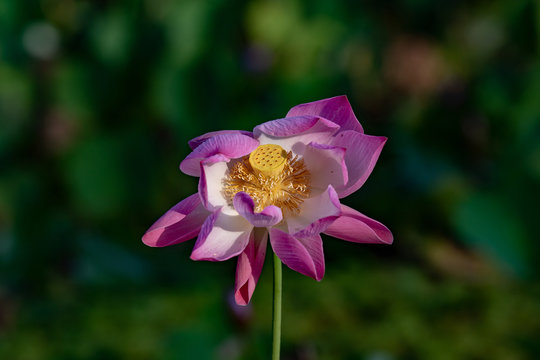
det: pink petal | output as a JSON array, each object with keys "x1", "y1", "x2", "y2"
[
  {"x1": 330, "y1": 131, "x2": 387, "y2": 198},
  {"x1": 269, "y1": 228, "x2": 325, "y2": 281},
  {"x1": 188, "y1": 130, "x2": 254, "y2": 150},
  {"x1": 190, "y1": 208, "x2": 253, "y2": 261},
  {"x1": 233, "y1": 192, "x2": 283, "y2": 227},
  {"x1": 323, "y1": 204, "x2": 393, "y2": 244},
  {"x1": 302, "y1": 142, "x2": 348, "y2": 192},
  {"x1": 142, "y1": 194, "x2": 210, "y2": 247},
  {"x1": 286, "y1": 95, "x2": 363, "y2": 134},
  {"x1": 199, "y1": 154, "x2": 230, "y2": 211},
  {"x1": 253, "y1": 115, "x2": 340, "y2": 152},
  {"x1": 287, "y1": 185, "x2": 341, "y2": 237},
  {"x1": 180, "y1": 133, "x2": 259, "y2": 177},
  {"x1": 234, "y1": 228, "x2": 268, "y2": 305}
]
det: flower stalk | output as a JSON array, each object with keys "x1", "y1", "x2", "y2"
[{"x1": 272, "y1": 252, "x2": 282, "y2": 360}]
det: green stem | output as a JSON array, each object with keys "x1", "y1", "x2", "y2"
[{"x1": 272, "y1": 252, "x2": 282, "y2": 360}]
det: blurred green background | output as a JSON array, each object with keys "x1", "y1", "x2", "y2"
[{"x1": 1, "y1": 0, "x2": 540, "y2": 359}]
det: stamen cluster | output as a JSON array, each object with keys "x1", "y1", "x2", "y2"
[{"x1": 223, "y1": 150, "x2": 311, "y2": 214}]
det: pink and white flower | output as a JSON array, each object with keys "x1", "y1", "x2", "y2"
[{"x1": 142, "y1": 96, "x2": 393, "y2": 305}]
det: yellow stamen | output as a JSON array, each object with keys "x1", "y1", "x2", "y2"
[{"x1": 223, "y1": 145, "x2": 311, "y2": 214}]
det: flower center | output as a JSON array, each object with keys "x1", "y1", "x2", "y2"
[
  {"x1": 248, "y1": 144, "x2": 287, "y2": 176},
  {"x1": 223, "y1": 144, "x2": 311, "y2": 214}
]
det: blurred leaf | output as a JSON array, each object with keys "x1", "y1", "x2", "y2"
[
  {"x1": 476, "y1": 75, "x2": 511, "y2": 117},
  {"x1": 247, "y1": 0, "x2": 343, "y2": 76},
  {"x1": 0, "y1": 65, "x2": 32, "y2": 156},
  {"x1": 63, "y1": 136, "x2": 128, "y2": 218},
  {"x1": 526, "y1": 142, "x2": 540, "y2": 180},
  {"x1": 90, "y1": 8, "x2": 133, "y2": 66},
  {"x1": 52, "y1": 61, "x2": 94, "y2": 124},
  {"x1": 76, "y1": 233, "x2": 151, "y2": 285},
  {"x1": 453, "y1": 193, "x2": 531, "y2": 277},
  {"x1": 164, "y1": 329, "x2": 217, "y2": 360},
  {"x1": 163, "y1": 0, "x2": 215, "y2": 66}
]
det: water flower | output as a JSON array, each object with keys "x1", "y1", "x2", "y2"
[{"x1": 142, "y1": 96, "x2": 393, "y2": 305}]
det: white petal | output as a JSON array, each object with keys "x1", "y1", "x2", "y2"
[
  {"x1": 302, "y1": 142, "x2": 348, "y2": 194},
  {"x1": 190, "y1": 209, "x2": 253, "y2": 261},
  {"x1": 199, "y1": 157, "x2": 236, "y2": 215},
  {"x1": 286, "y1": 185, "x2": 341, "y2": 235}
]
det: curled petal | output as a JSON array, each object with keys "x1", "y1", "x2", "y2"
[
  {"x1": 233, "y1": 192, "x2": 283, "y2": 227},
  {"x1": 287, "y1": 185, "x2": 341, "y2": 237},
  {"x1": 330, "y1": 131, "x2": 387, "y2": 198},
  {"x1": 190, "y1": 208, "x2": 253, "y2": 261},
  {"x1": 234, "y1": 228, "x2": 268, "y2": 305},
  {"x1": 254, "y1": 115, "x2": 338, "y2": 138},
  {"x1": 269, "y1": 229, "x2": 325, "y2": 281},
  {"x1": 188, "y1": 130, "x2": 254, "y2": 150},
  {"x1": 286, "y1": 95, "x2": 363, "y2": 134},
  {"x1": 142, "y1": 194, "x2": 210, "y2": 247},
  {"x1": 199, "y1": 154, "x2": 231, "y2": 212},
  {"x1": 302, "y1": 142, "x2": 348, "y2": 192},
  {"x1": 253, "y1": 115, "x2": 340, "y2": 152},
  {"x1": 324, "y1": 204, "x2": 393, "y2": 244},
  {"x1": 180, "y1": 133, "x2": 259, "y2": 177}
]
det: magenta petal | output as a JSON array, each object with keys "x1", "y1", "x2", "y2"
[
  {"x1": 269, "y1": 228, "x2": 325, "y2": 281},
  {"x1": 142, "y1": 194, "x2": 210, "y2": 247},
  {"x1": 234, "y1": 228, "x2": 268, "y2": 305},
  {"x1": 180, "y1": 133, "x2": 259, "y2": 177},
  {"x1": 286, "y1": 95, "x2": 364, "y2": 134},
  {"x1": 188, "y1": 130, "x2": 254, "y2": 150},
  {"x1": 254, "y1": 115, "x2": 338, "y2": 138},
  {"x1": 323, "y1": 204, "x2": 393, "y2": 244},
  {"x1": 253, "y1": 115, "x2": 340, "y2": 150},
  {"x1": 330, "y1": 131, "x2": 387, "y2": 198},
  {"x1": 190, "y1": 208, "x2": 253, "y2": 261},
  {"x1": 233, "y1": 192, "x2": 283, "y2": 227}
]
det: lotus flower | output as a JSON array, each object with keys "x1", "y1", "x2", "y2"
[{"x1": 143, "y1": 96, "x2": 393, "y2": 305}]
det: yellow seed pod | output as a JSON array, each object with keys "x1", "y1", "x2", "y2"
[{"x1": 248, "y1": 144, "x2": 287, "y2": 176}]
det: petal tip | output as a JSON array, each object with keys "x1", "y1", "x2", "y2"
[
  {"x1": 189, "y1": 249, "x2": 222, "y2": 262},
  {"x1": 233, "y1": 192, "x2": 283, "y2": 227},
  {"x1": 382, "y1": 231, "x2": 394, "y2": 245},
  {"x1": 141, "y1": 231, "x2": 161, "y2": 247},
  {"x1": 234, "y1": 295, "x2": 249, "y2": 306}
]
